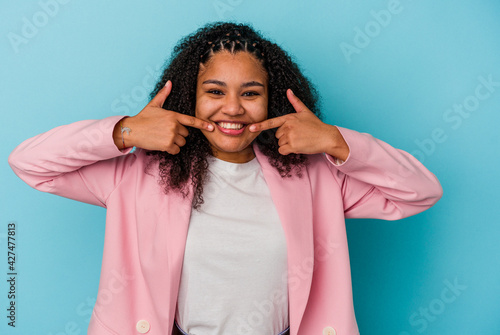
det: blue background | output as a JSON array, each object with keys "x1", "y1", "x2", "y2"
[{"x1": 1, "y1": 0, "x2": 499, "y2": 334}]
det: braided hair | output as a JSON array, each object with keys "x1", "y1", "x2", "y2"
[{"x1": 146, "y1": 22, "x2": 321, "y2": 210}]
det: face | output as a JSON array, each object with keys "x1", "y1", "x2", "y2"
[{"x1": 196, "y1": 50, "x2": 268, "y2": 163}]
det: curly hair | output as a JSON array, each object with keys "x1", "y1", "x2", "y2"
[{"x1": 146, "y1": 21, "x2": 322, "y2": 210}]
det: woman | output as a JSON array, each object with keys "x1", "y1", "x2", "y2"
[{"x1": 8, "y1": 22, "x2": 442, "y2": 335}]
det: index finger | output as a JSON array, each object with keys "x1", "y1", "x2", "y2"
[
  {"x1": 177, "y1": 113, "x2": 214, "y2": 131},
  {"x1": 148, "y1": 80, "x2": 172, "y2": 108},
  {"x1": 248, "y1": 115, "x2": 288, "y2": 132}
]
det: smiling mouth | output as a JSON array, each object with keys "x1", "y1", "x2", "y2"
[{"x1": 216, "y1": 122, "x2": 247, "y2": 130}]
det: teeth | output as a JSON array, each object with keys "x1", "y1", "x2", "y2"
[{"x1": 217, "y1": 122, "x2": 244, "y2": 130}]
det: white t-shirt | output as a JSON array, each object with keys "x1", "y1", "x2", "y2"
[{"x1": 175, "y1": 155, "x2": 289, "y2": 335}]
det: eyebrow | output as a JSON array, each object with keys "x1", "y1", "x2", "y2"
[{"x1": 202, "y1": 79, "x2": 265, "y2": 88}]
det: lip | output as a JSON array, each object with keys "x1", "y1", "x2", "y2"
[
  {"x1": 213, "y1": 120, "x2": 249, "y2": 124},
  {"x1": 213, "y1": 120, "x2": 249, "y2": 136}
]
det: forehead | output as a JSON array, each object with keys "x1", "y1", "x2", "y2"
[{"x1": 198, "y1": 51, "x2": 268, "y2": 83}]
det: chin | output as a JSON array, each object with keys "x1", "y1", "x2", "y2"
[
  {"x1": 212, "y1": 142, "x2": 252, "y2": 153},
  {"x1": 213, "y1": 146, "x2": 245, "y2": 154}
]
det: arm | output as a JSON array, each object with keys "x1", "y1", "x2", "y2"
[
  {"x1": 325, "y1": 126, "x2": 443, "y2": 220},
  {"x1": 249, "y1": 89, "x2": 442, "y2": 220},
  {"x1": 8, "y1": 81, "x2": 214, "y2": 207},
  {"x1": 8, "y1": 116, "x2": 135, "y2": 207}
]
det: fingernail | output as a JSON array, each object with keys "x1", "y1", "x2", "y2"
[
  {"x1": 164, "y1": 80, "x2": 170, "y2": 87},
  {"x1": 290, "y1": 89, "x2": 295, "y2": 96},
  {"x1": 249, "y1": 125, "x2": 256, "y2": 131},
  {"x1": 208, "y1": 124, "x2": 214, "y2": 131}
]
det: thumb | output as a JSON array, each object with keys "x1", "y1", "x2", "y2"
[
  {"x1": 287, "y1": 89, "x2": 310, "y2": 113},
  {"x1": 149, "y1": 80, "x2": 172, "y2": 108}
]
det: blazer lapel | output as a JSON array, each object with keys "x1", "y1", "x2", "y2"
[
  {"x1": 163, "y1": 189, "x2": 194, "y2": 327},
  {"x1": 253, "y1": 143, "x2": 315, "y2": 335},
  {"x1": 140, "y1": 170, "x2": 195, "y2": 331}
]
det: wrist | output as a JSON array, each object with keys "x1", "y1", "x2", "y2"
[
  {"x1": 113, "y1": 116, "x2": 132, "y2": 150},
  {"x1": 324, "y1": 125, "x2": 349, "y2": 161}
]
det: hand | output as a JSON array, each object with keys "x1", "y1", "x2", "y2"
[
  {"x1": 248, "y1": 89, "x2": 349, "y2": 160},
  {"x1": 114, "y1": 80, "x2": 214, "y2": 154}
]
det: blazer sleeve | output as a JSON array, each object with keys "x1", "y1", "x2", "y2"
[
  {"x1": 8, "y1": 116, "x2": 135, "y2": 208},
  {"x1": 324, "y1": 126, "x2": 443, "y2": 220}
]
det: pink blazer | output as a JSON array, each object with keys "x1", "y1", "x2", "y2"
[{"x1": 8, "y1": 115, "x2": 442, "y2": 335}]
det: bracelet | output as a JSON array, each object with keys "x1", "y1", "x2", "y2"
[{"x1": 120, "y1": 119, "x2": 131, "y2": 149}]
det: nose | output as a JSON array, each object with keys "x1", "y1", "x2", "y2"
[{"x1": 220, "y1": 93, "x2": 244, "y2": 116}]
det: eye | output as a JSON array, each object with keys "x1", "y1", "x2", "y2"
[
  {"x1": 242, "y1": 91, "x2": 259, "y2": 97},
  {"x1": 207, "y1": 89, "x2": 223, "y2": 95}
]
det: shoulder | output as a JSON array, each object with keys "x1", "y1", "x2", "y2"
[{"x1": 305, "y1": 153, "x2": 335, "y2": 172}]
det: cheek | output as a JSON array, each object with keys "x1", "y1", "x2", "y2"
[
  {"x1": 256, "y1": 103, "x2": 268, "y2": 121},
  {"x1": 242, "y1": 99, "x2": 268, "y2": 120},
  {"x1": 195, "y1": 97, "x2": 218, "y2": 118}
]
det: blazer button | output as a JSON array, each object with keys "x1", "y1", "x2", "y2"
[
  {"x1": 136, "y1": 320, "x2": 150, "y2": 333},
  {"x1": 323, "y1": 326, "x2": 337, "y2": 335}
]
